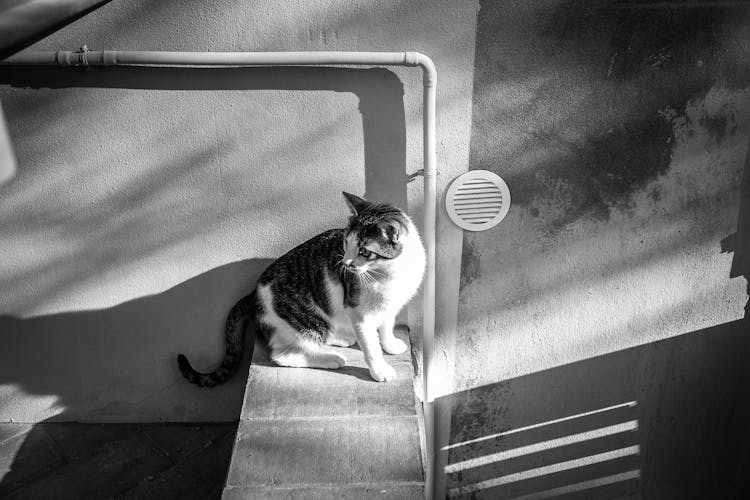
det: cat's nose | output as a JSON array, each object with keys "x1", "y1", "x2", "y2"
[{"x1": 344, "y1": 259, "x2": 355, "y2": 267}]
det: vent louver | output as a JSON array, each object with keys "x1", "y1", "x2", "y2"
[{"x1": 445, "y1": 170, "x2": 510, "y2": 231}]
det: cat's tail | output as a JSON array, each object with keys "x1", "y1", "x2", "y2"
[{"x1": 177, "y1": 290, "x2": 257, "y2": 387}]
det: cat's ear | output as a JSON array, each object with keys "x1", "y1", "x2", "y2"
[{"x1": 342, "y1": 192, "x2": 368, "y2": 216}]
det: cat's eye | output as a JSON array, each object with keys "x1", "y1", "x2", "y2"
[{"x1": 359, "y1": 248, "x2": 375, "y2": 259}]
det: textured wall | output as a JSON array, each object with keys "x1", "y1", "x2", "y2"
[
  {"x1": 4, "y1": 1, "x2": 749, "y2": 493},
  {"x1": 0, "y1": 0, "x2": 477, "y2": 422},
  {"x1": 441, "y1": 1, "x2": 750, "y2": 498}
]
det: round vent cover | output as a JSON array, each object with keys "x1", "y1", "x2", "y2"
[{"x1": 445, "y1": 170, "x2": 511, "y2": 231}]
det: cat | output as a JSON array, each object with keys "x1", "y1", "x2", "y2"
[{"x1": 177, "y1": 192, "x2": 426, "y2": 385}]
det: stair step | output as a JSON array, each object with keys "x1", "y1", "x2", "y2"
[
  {"x1": 222, "y1": 333, "x2": 424, "y2": 498},
  {"x1": 227, "y1": 417, "x2": 422, "y2": 487},
  {"x1": 223, "y1": 484, "x2": 424, "y2": 499}
]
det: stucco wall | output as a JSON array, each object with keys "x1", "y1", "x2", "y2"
[
  {"x1": 0, "y1": 0, "x2": 476, "y2": 422},
  {"x1": 455, "y1": 0, "x2": 750, "y2": 392},
  {"x1": 4, "y1": 1, "x2": 750, "y2": 493},
  {"x1": 441, "y1": 1, "x2": 750, "y2": 498}
]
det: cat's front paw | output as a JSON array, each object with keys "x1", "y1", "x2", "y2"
[
  {"x1": 381, "y1": 337, "x2": 408, "y2": 355},
  {"x1": 368, "y1": 362, "x2": 397, "y2": 382},
  {"x1": 322, "y1": 352, "x2": 347, "y2": 369}
]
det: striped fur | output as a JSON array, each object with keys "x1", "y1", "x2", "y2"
[{"x1": 177, "y1": 192, "x2": 425, "y2": 386}]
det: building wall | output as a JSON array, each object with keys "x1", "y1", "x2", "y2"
[
  {"x1": 3, "y1": 1, "x2": 750, "y2": 495},
  {"x1": 0, "y1": 0, "x2": 476, "y2": 422},
  {"x1": 440, "y1": 1, "x2": 750, "y2": 498}
]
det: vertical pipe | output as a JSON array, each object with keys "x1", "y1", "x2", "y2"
[
  {"x1": 423, "y1": 65, "x2": 437, "y2": 500},
  {"x1": 407, "y1": 52, "x2": 437, "y2": 500}
]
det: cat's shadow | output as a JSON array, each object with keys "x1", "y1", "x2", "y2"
[{"x1": 0, "y1": 258, "x2": 412, "y2": 422}]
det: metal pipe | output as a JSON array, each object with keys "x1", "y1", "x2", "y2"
[
  {"x1": 2, "y1": 49, "x2": 439, "y2": 499},
  {"x1": 408, "y1": 51, "x2": 438, "y2": 500},
  {"x1": 5, "y1": 49, "x2": 422, "y2": 67}
]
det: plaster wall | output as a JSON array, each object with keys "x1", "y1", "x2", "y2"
[
  {"x1": 442, "y1": 1, "x2": 750, "y2": 497},
  {"x1": 455, "y1": 0, "x2": 750, "y2": 392},
  {"x1": 0, "y1": 0, "x2": 476, "y2": 422}
]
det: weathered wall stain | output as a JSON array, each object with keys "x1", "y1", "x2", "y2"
[
  {"x1": 700, "y1": 113, "x2": 731, "y2": 144},
  {"x1": 525, "y1": 111, "x2": 676, "y2": 227},
  {"x1": 470, "y1": 0, "x2": 750, "y2": 230}
]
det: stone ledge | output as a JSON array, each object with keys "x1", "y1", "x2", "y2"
[
  {"x1": 226, "y1": 416, "x2": 422, "y2": 487},
  {"x1": 223, "y1": 332, "x2": 424, "y2": 498},
  {"x1": 223, "y1": 483, "x2": 424, "y2": 500}
]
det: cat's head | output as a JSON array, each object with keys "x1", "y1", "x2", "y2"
[{"x1": 341, "y1": 192, "x2": 411, "y2": 275}]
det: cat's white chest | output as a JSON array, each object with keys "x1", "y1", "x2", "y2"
[{"x1": 367, "y1": 250, "x2": 425, "y2": 313}]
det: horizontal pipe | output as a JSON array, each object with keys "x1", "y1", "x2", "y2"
[
  {"x1": 3, "y1": 49, "x2": 423, "y2": 67},
  {"x1": 1, "y1": 48, "x2": 439, "y2": 499}
]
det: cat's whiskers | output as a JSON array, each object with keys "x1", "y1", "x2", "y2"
[
  {"x1": 367, "y1": 269, "x2": 386, "y2": 279},
  {"x1": 360, "y1": 272, "x2": 371, "y2": 286},
  {"x1": 361, "y1": 270, "x2": 379, "y2": 286}
]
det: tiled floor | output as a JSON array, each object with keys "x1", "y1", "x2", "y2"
[{"x1": 0, "y1": 422, "x2": 235, "y2": 499}]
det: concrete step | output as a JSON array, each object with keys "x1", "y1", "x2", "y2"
[
  {"x1": 227, "y1": 416, "x2": 422, "y2": 487},
  {"x1": 223, "y1": 331, "x2": 424, "y2": 498},
  {"x1": 223, "y1": 484, "x2": 424, "y2": 499},
  {"x1": 240, "y1": 346, "x2": 415, "y2": 420}
]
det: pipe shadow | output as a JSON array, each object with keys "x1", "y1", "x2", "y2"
[{"x1": 0, "y1": 65, "x2": 409, "y2": 208}]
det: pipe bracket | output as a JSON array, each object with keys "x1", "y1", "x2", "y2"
[{"x1": 75, "y1": 45, "x2": 91, "y2": 67}]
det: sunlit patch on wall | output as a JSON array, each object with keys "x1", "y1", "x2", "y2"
[
  {"x1": 444, "y1": 401, "x2": 641, "y2": 499},
  {"x1": 0, "y1": 384, "x2": 63, "y2": 423}
]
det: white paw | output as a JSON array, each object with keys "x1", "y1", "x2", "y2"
[
  {"x1": 368, "y1": 362, "x2": 397, "y2": 382},
  {"x1": 381, "y1": 337, "x2": 408, "y2": 355},
  {"x1": 323, "y1": 353, "x2": 347, "y2": 369}
]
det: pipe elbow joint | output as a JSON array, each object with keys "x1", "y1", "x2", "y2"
[{"x1": 404, "y1": 52, "x2": 436, "y2": 87}]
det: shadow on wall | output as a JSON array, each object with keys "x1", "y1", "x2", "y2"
[
  {"x1": 0, "y1": 259, "x2": 274, "y2": 422},
  {"x1": 0, "y1": 65, "x2": 408, "y2": 208},
  {"x1": 441, "y1": 126, "x2": 750, "y2": 498},
  {"x1": 435, "y1": 318, "x2": 750, "y2": 500},
  {"x1": 0, "y1": 65, "x2": 408, "y2": 314},
  {"x1": 0, "y1": 63, "x2": 408, "y2": 417},
  {"x1": 446, "y1": 0, "x2": 750, "y2": 495}
]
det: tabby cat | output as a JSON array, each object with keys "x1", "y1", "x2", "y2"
[{"x1": 178, "y1": 192, "x2": 426, "y2": 385}]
